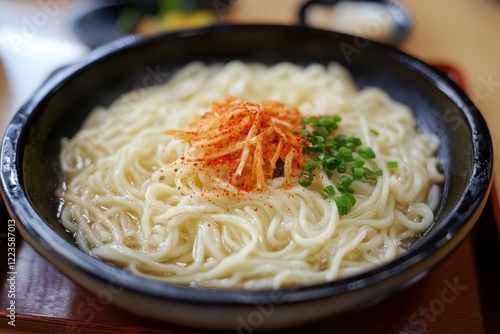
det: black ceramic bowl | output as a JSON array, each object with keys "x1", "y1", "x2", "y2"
[{"x1": 0, "y1": 25, "x2": 493, "y2": 330}]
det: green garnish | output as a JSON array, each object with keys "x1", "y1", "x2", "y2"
[
  {"x1": 337, "y1": 175, "x2": 355, "y2": 194},
  {"x1": 387, "y1": 161, "x2": 398, "y2": 169},
  {"x1": 370, "y1": 128, "x2": 380, "y2": 136},
  {"x1": 353, "y1": 157, "x2": 365, "y2": 167},
  {"x1": 321, "y1": 185, "x2": 336, "y2": 199},
  {"x1": 352, "y1": 167, "x2": 367, "y2": 179},
  {"x1": 299, "y1": 115, "x2": 382, "y2": 215},
  {"x1": 335, "y1": 194, "x2": 356, "y2": 216},
  {"x1": 358, "y1": 147, "x2": 376, "y2": 159}
]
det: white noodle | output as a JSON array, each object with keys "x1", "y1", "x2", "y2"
[{"x1": 58, "y1": 61, "x2": 443, "y2": 289}]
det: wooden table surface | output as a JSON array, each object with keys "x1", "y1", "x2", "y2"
[{"x1": 1, "y1": 1, "x2": 500, "y2": 333}]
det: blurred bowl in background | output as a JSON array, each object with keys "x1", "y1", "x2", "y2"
[
  {"x1": 73, "y1": 0, "x2": 231, "y2": 49},
  {"x1": 299, "y1": 0, "x2": 412, "y2": 45}
]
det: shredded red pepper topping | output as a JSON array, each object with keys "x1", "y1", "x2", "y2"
[{"x1": 166, "y1": 97, "x2": 305, "y2": 190}]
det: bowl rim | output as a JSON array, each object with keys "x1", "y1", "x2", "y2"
[{"x1": 0, "y1": 24, "x2": 493, "y2": 305}]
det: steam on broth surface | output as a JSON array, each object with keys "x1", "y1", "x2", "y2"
[{"x1": 58, "y1": 61, "x2": 443, "y2": 289}]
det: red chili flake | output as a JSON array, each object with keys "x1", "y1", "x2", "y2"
[{"x1": 166, "y1": 96, "x2": 305, "y2": 192}]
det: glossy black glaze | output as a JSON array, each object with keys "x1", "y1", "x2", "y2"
[{"x1": 0, "y1": 25, "x2": 493, "y2": 329}]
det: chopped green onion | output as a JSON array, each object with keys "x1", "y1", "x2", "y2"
[
  {"x1": 353, "y1": 157, "x2": 365, "y2": 167},
  {"x1": 338, "y1": 147, "x2": 353, "y2": 162},
  {"x1": 323, "y1": 156, "x2": 341, "y2": 170},
  {"x1": 353, "y1": 167, "x2": 366, "y2": 179},
  {"x1": 337, "y1": 175, "x2": 355, "y2": 194},
  {"x1": 298, "y1": 115, "x2": 382, "y2": 215},
  {"x1": 317, "y1": 126, "x2": 329, "y2": 137},
  {"x1": 298, "y1": 177, "x2": 312, "y2": 187},
  {"x1": 335, "y1": 194, "x2": 356, "y2": 216},
  {"x1": 387, "y1": 161, "x2": 398, "y2": 169},
  {"x1": 337, "y1": 163, "x2": 347, "y2": 173},
  {"x1": 303, "y1": 160, "x2": 318, "y2": 172},
  {"x1": 321, "y1": 185, "x2": 336, "y2": 199},
  {"x1": 358, "y1": 147, "x2": 376, "y2": 159},
  {"x1": 370, "y1": 128, "x2": 379, "y2": 136}
]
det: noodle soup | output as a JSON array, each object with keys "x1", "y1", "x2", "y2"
[{"x1": 58, "y1": 61, "x2": 443, "y2": 289}]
